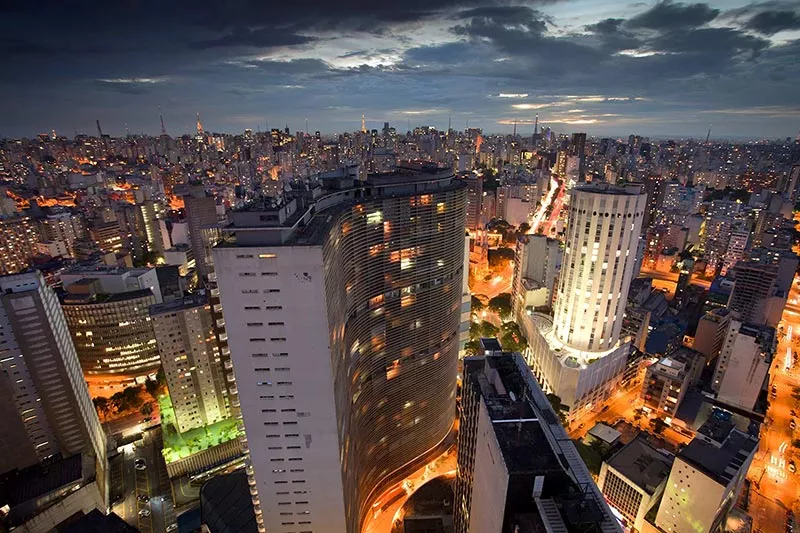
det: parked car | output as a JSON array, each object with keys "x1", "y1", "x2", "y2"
[
  {"x1": 789, "y1": 461, "x2": 796, "y2": 474},
  {"x1": 137, "y1": 494, "x2": 149, "y2": 503},
  {"x1": 138, "y1": 509, "x2": 151, "y2": 518}
]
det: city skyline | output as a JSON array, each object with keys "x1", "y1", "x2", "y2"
[{"x1": 2, "y1": 1, "x2": 799, "y2": 138}]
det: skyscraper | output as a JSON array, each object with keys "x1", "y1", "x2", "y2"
[
  {"x1": 712, "y1": 320, "x2": 774, "y2": 411},
  {"x1": 553, "y1": 184, "x2": 646, "y2": 352},
  {"x1": 151, "y1": 294, "x2": 229, "y2": 433},
  {"x1": 454, "y1": 348, "x2": 620, "y2": 532},
  {"x1": 184, "y1": 185, "x2": 221, "y2": 281},
  {"x1": 0, "y1": 216, "x2": 43, "y2": 275},
  {"x1": 523, "y1": 184, "x2": 647, "y2": 415},
  {"x1": 511, "y1": 234, "x2": 562, "y2": 319},
  {"x1": 0, "y1": 271, "x2": 107, "y2": 504},
  {"x1": 728, "y1": 260, "x2": 782, "y2": 327},
  {"x1": 214, "y1": 164, "x2": 467, "y2": 533}
]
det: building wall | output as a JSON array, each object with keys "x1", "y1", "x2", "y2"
[
  {"x1": 214, "y1": 246, "x2": 348, "y2": 533},
  {"x1": 152, "y1": 301, "x2": 228, "y2": 433},
  {"x1": 0, "y1": 273, "x2": 107, "y2": 497},
  {"x1": 655, "y1": 457, "x2": 726, "y2": 533},
  {"x1": 466, "y1": 402, "x2": 508, "y2": 533},
  {"x1": 598, "y1": 464, "x2": 657, "y2": 532},
  {"x1": 714, "y1": 322, "x2": 771, "y2": 411},
  {"x1": 553, "y1": 187, "x2": 646, "y2": 352}
]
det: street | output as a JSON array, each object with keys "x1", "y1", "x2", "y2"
[
  {"x1": 111, "y1": 426, "x2": 178, "y2": 533},
  {"x1": 747, "y1": 280, "x2": 800, "y2": 532}
]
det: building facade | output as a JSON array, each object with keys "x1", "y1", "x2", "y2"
[
  {"x1": 454, "y1": 350, "x2": 620, "y2": 533},
  {"x1": 712, "y1": 320, "x2": 775, "y2": 411},
  {"x1": 214, "y1": 164, "x2": 467, "y2": 533},
  {"x1": 151, "y1": 295, "x2": 229, "y2": 433}
]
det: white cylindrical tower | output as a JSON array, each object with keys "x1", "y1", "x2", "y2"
[{"x1": 553, "y1": 184, "x2": 647, "y2": 352}]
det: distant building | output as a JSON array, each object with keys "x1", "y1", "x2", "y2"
[
  {"x1": 151, "y1": 295, "x2": 229, "y2": 433},
  {"x1": 598, "y1": 436, "x2": 672, "y2": 532},
  {"x1": 693, "y1": 308, "x2": 732, "y2": 364},
  {"x1": 184, "y1": 185, "x2": 221, "y2": 281},
  {"x1": 655, "y1": 419, "x2": 757, "y2": 533},
  {"x1": 0, "y1": 216, "x2": 42, "y2": 275},
  {"x1": 511, "y1": 235, "x2": 562, "y2": 318},
  {"x1": 454, "y1": 350, "x2": 620, "y2": 533},
  {"x1": 712, "y1": 321, "x2": 775, "y2": 412},
  {"x1": 463, "y1": 173, "x2": 483, "y2": 231},
  {"x1": 641, "y1": 348, "x2": 702, "y2": 419},
  {"x1": 61, "y1": 264, "x2": 163, "y2": 303},
  {"x1": 728, "y1": 260, "x2": 781, "y2": 327}
]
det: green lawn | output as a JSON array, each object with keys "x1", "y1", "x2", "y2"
[{"x1": 159, "y1": 394, "x2": 241, "y2": 464}]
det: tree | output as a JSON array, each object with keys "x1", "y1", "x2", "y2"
[
  {"x1": 488, "y1": 293, "x2": 512, "y2": 320},
  {"x1": 517, "y1": 222, "x2": 531, "y2": 235},
  {"x1": 792, "y1": 439, "x2": 800, "y2": 449},
  {"x1": 469, "y1": 321, "x2": 481, "y2": 341},
  {"x1": 464, "y1": 340, "x2": 480, "y2": 356},
  {"x1": 650, "y1": 418, "x2": 668, "y2": 434},
  {"x1": 546, "y1": 393, "x2": 569, "y2": 425},
  {"x1": 471, "y1": 296, "x2": 484, "y2": 314},
  {"x1": 479, "y1": 321, "x2": 499, "y2": 338},
  {"x1": 487, "y1": 247, "x2": 515, "y2": 269},
  {"x1": 140, "y1": 402, "x2": 153, "y2": 416},
  {"x1": 93, "y1": 397, "x2": 110, "y2": 419},
  {"x1": 145, "y1": 377, "x2": 160, "y2": 400},
  {"x1": 500, "y1": 322, "x2": 528, "y2": 352}
]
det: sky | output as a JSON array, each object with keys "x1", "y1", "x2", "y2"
[{"x1": 1, "y1": 0, "x2": 799, "y2": 139}]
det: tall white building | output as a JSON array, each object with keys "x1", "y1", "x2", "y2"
[
  {"x1": 553, "y1": 184, "x2": 647, "y2": 352},
  {"x1": 150, "y1": 295, "x2": 229, "y2": 433},
  {"x1": 712, "y1": 321, "x2": 774, "y2": 411},
  {"x1": 522, "y1": 184, "x2": 646, "y2": 416},
  {"x1": 0, "y1": 271, "x2": 108, "y2": 518},
  {"x1": 214, "y1": 165, "x2": 467, "y2": 533}
]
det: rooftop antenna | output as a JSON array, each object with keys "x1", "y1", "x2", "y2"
[
  {"x1": 705, "y1": 124, "x2": 712, "y2": 145},
  {"x1": 361, "y1": 113, "x2": 367, "y2": 133},
  {"x1": 534, "y1": 114, "x2": 539, "y2": 135},
  {"x1": 305, "y1": 117, "x2": 309, "y2": 134},
  {"x1": 159, "y1": 114, "x2": 167, "y2": 136},
  {"x1": 513, "y1": 117, "x2": 517, "y2": 137},
  {"x1": 196, "y1": 113, "x2": 204, "y2": 135},
  {"x1": 448, "y1": 114, "x2": 452, "y2": 132},
  {"x1": 96, "y1": 119, "x2": 103, "y2": 138}
]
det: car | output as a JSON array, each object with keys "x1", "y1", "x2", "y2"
[
  {"x1": 792, "y1": 410, "x2": 797, "y2": 417},
  {"x1": 166, "y1": 525, "x2": 178, "y2": 532},
  {"x1": 135, "y1": 463, "x2": 147, "y2": 471},
  {"x1": 138, "y1": 509, "x2": 151, "y2": 518},
  {"x1": 137, "y1": 494, "x2": 149, "y2": 503},
  {"x1": 789, "y1": 461, "x2": 796, "y2": 474},
  {"x1": 791, "y1": 419, "x2": 797, "y2": 430}
]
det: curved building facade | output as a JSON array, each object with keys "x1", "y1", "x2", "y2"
[
  {"x1": 61, "y1": 289, "x2": 160, "y2": 383},
  {"x1": 553, "y1": 184, "x2": 646, "y2": 352},
  {"x1": 214, "y1": 165, "x2": 466, "y2": 533}
]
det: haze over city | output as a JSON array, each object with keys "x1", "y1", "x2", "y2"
[{"x1": 2, "y1": 0, "x2": 800, "y2": 138}]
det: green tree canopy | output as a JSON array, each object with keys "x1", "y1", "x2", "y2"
[{"x1": 488, "y1": 293, "x2": 513, "y2": 320}]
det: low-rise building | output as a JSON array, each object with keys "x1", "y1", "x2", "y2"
[{"x1": 599, "y1": 436, "x2": 673, "y2": 532}]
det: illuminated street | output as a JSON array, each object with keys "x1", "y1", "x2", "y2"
[
  {"x1": 362, "y1": 446, "x2": 457, "y2": 533},
  {"x1": 747, "y1": 273, "x2": 800, "y2": 532}
]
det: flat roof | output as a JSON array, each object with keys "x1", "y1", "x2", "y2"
[
  {"x1": 606, "y1": 436, "x2": 672, "y2": 495},
  {"x1": 588, "y1": 423, "x2": 621, "y2": 444},
  {"x1": 680, "y1": 430, "x2": 757, "y2": 485}
]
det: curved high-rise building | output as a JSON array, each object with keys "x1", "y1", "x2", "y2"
[
  {"x1": 522, "y1": 183, "x2": 647, "y2": 417},
  {"x1": 553, "y1": 185, "x2": 647, "y2": 352},
  {"x1": 214, "y1": 164, "x2": 467, "y2": 533}
]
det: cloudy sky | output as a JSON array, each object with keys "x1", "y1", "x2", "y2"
[{"x1": 1, "y1": 0, "x2": 799, "y2": 139}]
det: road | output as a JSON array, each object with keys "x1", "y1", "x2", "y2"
[
  {"x1": 111, "y1": 427, "x2": 178, "y2": 533},
  {"x1": 747, "y1": 278, "x2": 800, "y2": 532},
  {"x1": 528, "y1": 176, "x2": 560, "y2": 235},
  {"x1": 470, "y1": 259, "x2": 513, "y2": 301},
  {"x1": 362, "y1": 446, "x2": 457, "y2": 533}
]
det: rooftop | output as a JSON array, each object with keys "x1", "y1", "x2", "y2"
[
  {"x1": 606, "y1": 436, "x2": 673, "y2": 495},
  {"x1": 0, "y1": 454, "x2": 83, "y2": 507},
  {"x1": 680, "y1": 428, "x2": 757, "y2": 485},
  {"x1": 150, "y1": 293, "x2": 208, "y2": 316},
  {"x1": 60, "y1": 287, "x2": 154, "y2": 305}
]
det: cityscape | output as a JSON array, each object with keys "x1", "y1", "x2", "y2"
[{"x1": 1, "y1": 2, "x2": 800, "y2": 533}]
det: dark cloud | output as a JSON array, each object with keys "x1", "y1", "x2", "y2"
[
  {"x1": 585, "y1": 18, "x2": 625, "y2": 34},
  {"x1": 627, "y1": 1, "x2": 720, "y2": 30},
  {"x1": 0, "y1": 0, "x2": 797, "y2": 138},
  {"x1": 191, "y1": 28, "x2": 315, "y2": 49},
  {"x1": 744, "y1": 10, "x2": 800, "y2": 34}
]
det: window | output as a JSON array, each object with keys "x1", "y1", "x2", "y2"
[
  {"x1": 247, "y1": 322, "x2": 264, "y2": 326},
  {"x1": 269, "y1": 322, "x2": 285, "y2": 326},
  {"x1": 245, "y1": 306, "x2": 260, "y2": 310},
  {"x1": 271, "y1": 337, "x2": 287, "y2": 342},
  {"x1": 250, "y1": 338, "x2": 266, "y2": 342},
  {"x1": 262, "y1": 272, "x2": 278, "y2": 276},
  {"x1": 266, "y1": 305, "x2": 283, "y2": 310}
]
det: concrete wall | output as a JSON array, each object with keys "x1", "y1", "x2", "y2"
[{"x1": 467, "y1": 402, "x2": 508, "y2": 533}]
